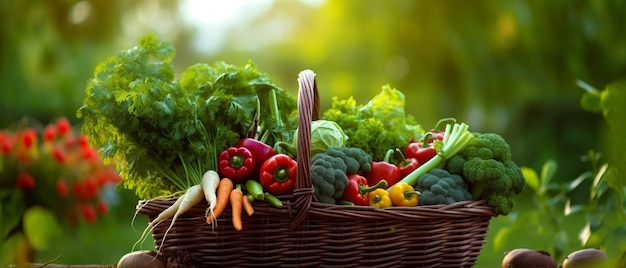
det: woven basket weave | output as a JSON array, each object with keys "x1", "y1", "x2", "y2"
[{"x1": 137, "y1": 70, "x2": 497, "y2": 267}]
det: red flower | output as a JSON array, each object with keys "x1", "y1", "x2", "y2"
[
  {"x1": 80, "y1": 204, "x2": 97, "y2": 223},
  {"x1": 64, "y1": 134, "x2": 76, "y2": 150},
  {"x1": 1, "y1": 137, "x2": 12, "y2": 155},
  {"x1": 109, "y1": 171, "x2": 121, "y2": 183},
  {"x1": 56, "y1": 117, "x2": 71, "y2": 136},
  {"x1": 84, "y1": 177, "x2": 98, "y2": 199},
  {"x1": 73, "y1": 181, "x2": 87, "y2": 200},
  {"x1": 77, "y1": 135, "x2": 89, "y2": 148},
  {"x1": 96, "y1": 169, "x2": 121, "y2": 186},
  {"x1": 56, "y1": 178, "x2": 69, "y2": 197},
  {"x1": 53, "y1": 146, "x2": 66, "y2": 164},
  {"x1": 43, "y1": 125, "x2": 57, "y2": 143},
  {"x1": 81, "y1": 147, "x2": 98, "y2": 162},
  {"x1": 16, "y1": 172, "x2": 36, "y2": 190},
  {"x1": 97, "y1": 200, "x2": 108, "y2": 214},
  {"x1": 21, "y1": 128, "x2": 37, "y2": 148}
]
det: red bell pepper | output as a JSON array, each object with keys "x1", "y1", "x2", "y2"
[
  {"x1": 405, "y1": 133, "x2": 437, "y2": 164},
  {"x1": 394, "y1": 148, "x2": 420, "y2": 179},
  {"x1": 258, "y1": 153, "x2": 297, "y2": 196},
  {"x1": 218, "y1": 146, "x2": 255, "y2": 183},
  {"x1": 365, "y1": 149, "x2": 407, "y2": 188},
  {"x1": 236, "y1": 138, "x2": 276, "y2": 175},
  {"x1": 341, "y1": 174, "x2": 388, "y2": 206},
  {"x1": 365, "y1": 163, "x2": 400, "y2": 190}
]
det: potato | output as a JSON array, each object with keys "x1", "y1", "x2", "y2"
[
  {"x1": 561, "y1": 248, "x2": 608, "y2": 268},
  {"x1": 501, "y1": 248, "x2": 557, "y2": 268},
  {"x1": 117, "y1": 250, "x2": 166, "y2": 268}
]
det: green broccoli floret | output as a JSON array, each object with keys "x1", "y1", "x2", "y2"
[
  {"x1": 415, "y1": 168, "x2": 473, "y2": 205},
  {"x1": 323, "y1": 147, "x2": 372, "y2": 174},
  {"x1": 310, "y1": 147, "x2": 373, "y2": 204},
  {"x1": 444, "y1": 132, "x2": 526, "y2": 215}
]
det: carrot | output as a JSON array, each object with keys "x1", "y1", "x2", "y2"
[
  {"x1": 206, "y1": 177, "x2": 233, "y2": 224},
  {"x1": 230, "y1": 186, "x2": 244, "y2": 231},
  {"x1": 242, "y1": 194, "x2": 255, "y2": 216},
  {"x1": 201, "y1": 170, "x2": 220, "y2": 218}
]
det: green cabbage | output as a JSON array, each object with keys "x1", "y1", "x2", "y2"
[{"x1": 293, "y1": 120, "x2": 348, "y2": 156}]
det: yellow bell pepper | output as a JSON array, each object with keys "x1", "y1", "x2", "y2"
[
  {"x1": 368, "y1": 188, "x2": 393, "y2": 208},
  {"x1": 389, "y1": 182, "x2": 420, "y2": 206}
]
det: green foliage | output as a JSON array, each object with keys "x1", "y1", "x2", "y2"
[
  {"x1": 0, "y1": 189, "x2": 25, "y2": 240},
  {"x1": 578, "y1": 80, "x2": 626, "y2": 209},
  {"x1": 77, "y1": 34, "x2": 297, "y2": 199},
  {"x1": 0, "y1": 0, "x2": 194, "y2": 128},
  {"x1": 322, "y1": 85, "x2": 423, "y2": 161},
  {"x1": 22, "y1": 207, "x2": 63, "y2": 251},
  {"x1": 478, "y1": 81, "x2": 626, "y2": 266},
  {"x1": 480, "y1": 158, "x2": 626, "y2": 266}
]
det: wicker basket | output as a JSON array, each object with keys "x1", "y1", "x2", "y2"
[{"x1": 137, "y1": 70, "x2": 497, "y2": 267}]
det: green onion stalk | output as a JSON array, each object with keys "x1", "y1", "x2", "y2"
[{"x1": 397, "y1": 123, "x2": 474, "y2": 187}]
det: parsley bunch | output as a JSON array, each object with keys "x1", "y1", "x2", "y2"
[{"x1": 77, "y1": 34, "x2": 297, "y2": 199}]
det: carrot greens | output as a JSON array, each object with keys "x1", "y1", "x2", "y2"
[{"x1": 77, "y1": 34, "x2": 297, "y2": 199}]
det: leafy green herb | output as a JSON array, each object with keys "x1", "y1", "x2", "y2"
[
  {"x1": 578, "y1": 79, "x2": 626, "y2": 218},
  {"x1": 322, "y1": 85, "x2": 424, "y2": 160},
  {"x1": 77, "y1": 34, "x2": 297, "y2": 199}
]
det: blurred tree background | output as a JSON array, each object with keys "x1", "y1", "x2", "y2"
[{"x1": 2, "y1": 0, "x2": 625, "y2": 266}]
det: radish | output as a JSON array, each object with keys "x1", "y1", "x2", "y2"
[
  {"x1": 201, "y1": 170, "x2": 220, "y2": 219},
  {"x1": 133, "y1": 170, "x2": 218, "y2": 252},
  {"x1": 133, "y1": 184, "x2": 205, "y2": 253},
  {"x1": 157, "y1": 184, "x2": 204, "y2": 252}
]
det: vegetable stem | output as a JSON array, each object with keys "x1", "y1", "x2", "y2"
[
  {"x1": 420, "y1": 133, "x2": 434, "y2": 148},
  {"x1": 397, "y1": 123, "x2": 474, "y2": 187},
  {"x1": 273, "y1": 141, "x2": 297, "y2": 158},
  {"x1": 432, "y1": 117, "x2": 456, "y2": 131},
  {"x1": 404, "y1": 190, "x2": 421, "y2": 199},
  {"x1": 360, "y1": 180, "x2": 388, "y2": 195},
  {"x1": 269, "y1": 88, "x2": 284, "y2": 128},
  {"x1": 383, "y1": 148, "x2": 394, "y2": 163}
]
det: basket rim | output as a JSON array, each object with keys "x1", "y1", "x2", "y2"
[{"x1": 137, "y1": 197, "x2": 498, "y2": 219}]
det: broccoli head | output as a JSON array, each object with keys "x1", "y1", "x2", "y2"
[
  {"x1": 311, "y1": 147, "x2": 373, "y2": 204},
  {"x1": 444, "y1": 132, "x2": 526, "y2": 215},
  {"x1": 415, "y1": 168, "x2": 473, "y2": 205},
  {"x1": 322, "y1": 147, "x2": 372, "y2": 174}
]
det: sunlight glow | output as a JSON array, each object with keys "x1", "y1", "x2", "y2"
[
  {"x1": 180, "y1": 0, "x2": 274, "y2": 53},
  {"x1": 68, "y1": 1, "x2": 92, "y2": 24}
]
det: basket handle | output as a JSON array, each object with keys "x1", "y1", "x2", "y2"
[{"x1": 289, "y1": 69, "x2": 318, "y2": 230}]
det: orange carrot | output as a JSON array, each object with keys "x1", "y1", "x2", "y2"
[
  {"x1": 242, "y1": 194, "x2": 254, "y2": 216},
  {"x1": 230, "y1": 187, "x2": 244, "y2": 231},
  {"x1": 206, "y1": 177, "x2": 233, "y2": 224}
]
